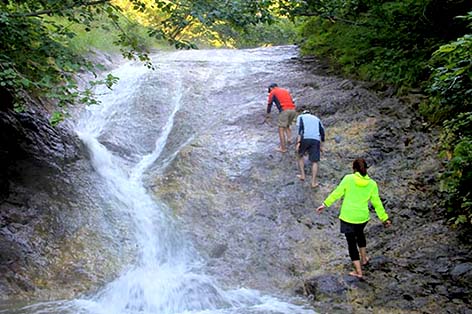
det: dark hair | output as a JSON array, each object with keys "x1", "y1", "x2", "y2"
[
  {"x1": 353, "y1": 158, "x2": 368, "y2": 176},
  {"x1": 268, "y1": 83, "x2": 278, "y2": 93}
]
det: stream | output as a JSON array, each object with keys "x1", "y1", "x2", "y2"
[
  {"x1": 2, "y1": 44, "x2": 471, "y2": 314},
  {"x1": 1, "y1": 46, "x2": 316, "y2": 314}
]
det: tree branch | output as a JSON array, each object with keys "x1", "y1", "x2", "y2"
[{"x1": 9, "y1": 0, "x2": 112, "y2": 18}]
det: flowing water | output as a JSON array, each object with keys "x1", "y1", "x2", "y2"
[{"x1": 1, "y1": 47, "x2": 315, "y2": 313}]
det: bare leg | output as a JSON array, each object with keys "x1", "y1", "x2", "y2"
[
  {"x1": 297, "y1": 156, "x2": 305, "y2": 181},
  {"x1": 360, "y1": 247, "x2": 369, "y2": 265},
  {"x1": 276, "y1": 127, "x2": 287, "y2": 152},
  {"x1": 311, "y1": 162, "x2": 319, "y2": 188},
  {"x1": 285, "y1": 127, "x2": 292, "y2": 145},
  {"x1": 349, "y1": 260, "x2": 363, "y2": 278}
]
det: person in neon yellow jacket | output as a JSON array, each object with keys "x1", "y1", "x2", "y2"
[{"x1": 316, "y1": 158, "x2": 391, "y2": 279}]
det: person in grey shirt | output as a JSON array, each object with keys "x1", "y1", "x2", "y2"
[{"x1": 295, "y1": 106, "x2": 325, "y2": 188}]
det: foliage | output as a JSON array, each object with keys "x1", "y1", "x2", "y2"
[
  {"x1": 440, "y1": 135, "x2": 472, "y2": 226},
  {"x1": 114, "y1": 0, "x2": 279, "y2": 49},
  {"x1": 298, "y1": 15, "x2": 429, "y2": 88},
  {"x1": 295, "y1": 0, "x2": 471, "y2": 91},
  {"x1": 423, "y1": 12, "x2": 472, "y2": 226},
  {"x1": 0, "y1": 0, "x2": 152, "y2": 124},
  {"x1": 424, "y1": 34, "x2": 472, "y2": 124},
  {"x1": 50, "y1": 14, "x2": 165, "y2": 54},
  {"x1": 219, "y1": 18, "x2": 299, "y2": 49}
]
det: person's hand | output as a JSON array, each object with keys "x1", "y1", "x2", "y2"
[
  {"x1": 261, "y1": 113, "x2": 272, "y2": 125},
  {"x1": 295, "y1": 142, "x2": 300, "y2": 152},
  {"x1": 383, "y1": 219, "x2": 392, "y2": 228},
  {"x1": 316, "y1": 204, "x2": 325, "y2": 214}
]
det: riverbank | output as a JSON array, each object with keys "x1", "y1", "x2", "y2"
[
  {"x1": 152, "y1": 50, "x2": 472, "y2": 313},
  {"x1": 296, "y1": 56, "x2": 472, "y2": 314}
]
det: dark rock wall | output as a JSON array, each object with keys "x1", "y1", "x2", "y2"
[
  {"x1": 0, "y1": 51, "x2": 133, "y2": 301},
  {"x1": 0, "y1": 94, "x2": 83, "y2": 298}
]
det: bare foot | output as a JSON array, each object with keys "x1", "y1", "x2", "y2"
[
  {"x1": 349, "y1": 271, "x2": 363, "y2": 279},
  {"x1": 362, "y1": 257, "x2": 370, "y2": 266},
  {"x1": 275, "y1": 147, "x2": 287, "y2": 153},
  {"x1": 296, "y1": 174, "x2": 305, "y2": 181},
  {"x1": 311, "y1": 182, "x2": 320, "y2": 188}
]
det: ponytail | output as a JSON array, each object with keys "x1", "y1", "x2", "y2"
[{"x1": 353, "y1": 158, "x2": 368, "y2": 176}]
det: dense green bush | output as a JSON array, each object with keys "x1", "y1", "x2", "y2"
[
  {"x1": 298, "y1": 15, "x2": 427, "y2": 89},
  {"x1": 297, "y1": 0, "x2": 471, "y2": 92},
  {"x1": 0, "y1": 1, "x2": 153, "y2": 124},
  {"x1": 423, "y1": 13, "x2": 472, "y2": 225}
]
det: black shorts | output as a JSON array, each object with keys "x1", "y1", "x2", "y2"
[
  {"x1": 340, "y1": 219, "x2": 367, "y2": 234},
  {"x1": 298, "y1": 139, "x2": 320, "y2": 162}
]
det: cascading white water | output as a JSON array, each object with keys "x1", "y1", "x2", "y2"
[
  {"x1": 74, "y1": 62, "x2": 232, "y2": 314},
  {"x1": 74, "y1": 48, "x2": 315, "y2": 314},
  {"x1": 2, "y1": 47, "x2": 316, "y2": 314}
]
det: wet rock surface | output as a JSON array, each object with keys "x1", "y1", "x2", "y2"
[
  {"x1": 152, "y1": 51, "x2": 472, "y2": 313},
  {"x1": 0, "y1": 55, "x2": 135, "y2": 301},
  {"x1": 0, "y1": 46, "x2": 470, "y2": 314}
]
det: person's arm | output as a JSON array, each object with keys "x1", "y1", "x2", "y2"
[
  {"x1": 319, "y1": 121, "x2": 325, "y2": 142},
  {"x1": 298, "y1": 117, "x2": 304, "y2": 137},
  {"x1": 370, "y1": 182, "x2": 390, "y2": 224},
  {"x1": 319, "y1": 121, "x2": 325, "y2": 152},
  {"x1": 295, "y1": 134, "x2": 302, "y2": 152},
  {"x1": 295, "y1": 117, "x2": 304, "y2": 151},
  {"x1": 266, "y1": 93, "x2": 273, "y2": 114},
  {"x1": 317, "y1": 176, "x2": 348, "y2": 213}
]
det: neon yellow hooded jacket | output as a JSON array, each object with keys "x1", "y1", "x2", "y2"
[{"x1": 323, "y1": 172, "x2": 389, "y2": 224}]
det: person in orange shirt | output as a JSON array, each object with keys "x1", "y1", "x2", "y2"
[{"x1": 266, "y1": 83, "x2": 296, "y2": 153}]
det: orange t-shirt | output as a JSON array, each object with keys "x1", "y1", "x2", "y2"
[{"x1": 267, "y1": 87, "x2": 295, "y2": 113}]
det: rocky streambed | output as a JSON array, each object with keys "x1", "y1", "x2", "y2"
[
  {"x1": 150, "y1": 52, "x2": 472, "y2": 313},
  {"x1": 0, "y1": 46, "x2": 471, "y2": 314}
]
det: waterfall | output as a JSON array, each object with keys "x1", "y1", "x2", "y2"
[
  {"x1": 74, "y1": 61, "x2": 229, "y2": 313},
  {"x1": 1, "y1": 47, "x2": 315, "y2": 314}
]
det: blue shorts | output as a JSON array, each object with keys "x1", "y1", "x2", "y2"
[{"x1": 298, "y1": 139, "x2": 320, "y2": 162}]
